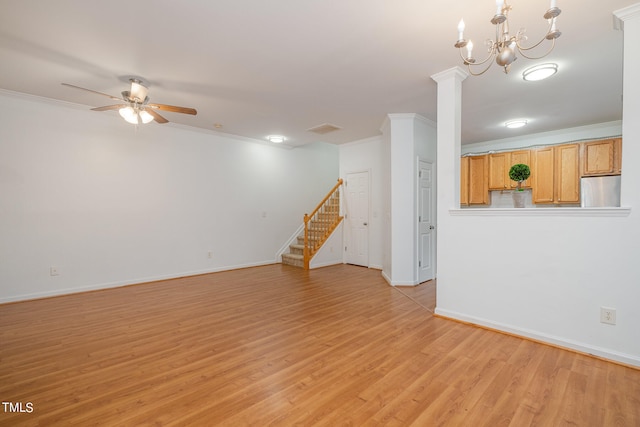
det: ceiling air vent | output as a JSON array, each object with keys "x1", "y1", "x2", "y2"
[{"x1": 307, "y1": 123, "x2": 342, "y2": 135}]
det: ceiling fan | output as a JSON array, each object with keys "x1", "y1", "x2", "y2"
[{"x1": 62, "y1": 78, "x2": 197, "y2": 125}]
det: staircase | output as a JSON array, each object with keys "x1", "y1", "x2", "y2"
[
  {"x1": 281, "y1": 179, "x2": 343, "y2": 269},
  {"x1": 280, "y1": 237, "x2": 306, "y2": 268}
]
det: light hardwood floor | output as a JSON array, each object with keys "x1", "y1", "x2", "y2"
[{"x1": 1, "y1": 264, "x2": 638, "y2": 426}]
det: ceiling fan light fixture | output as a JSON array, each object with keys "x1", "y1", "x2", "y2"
[
  {"x1": 523, "y1": 63, "x2": 558, "y2": 81},
  {"x1": 119, "y1": 106, "x2": 139, "y2": 124},
  {"x1": 129, "y1": 79, "x2": 149, "y2": 102},
  {"x1": 62, "y1": 81, "x2": 196, "y2": 126},
  {"x1": 139, "y1": 110, "x2": 154, "y2": 124}
]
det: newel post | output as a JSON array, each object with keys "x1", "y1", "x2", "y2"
[{"x1": 303, "y1": 213, "x2": 310, "y2": 270}]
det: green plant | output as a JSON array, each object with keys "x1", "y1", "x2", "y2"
[{"x1": 509, "y1": 163, "x2": 531, "y2": 191}]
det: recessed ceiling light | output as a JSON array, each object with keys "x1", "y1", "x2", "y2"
[
  {"x1": 522, "y1": 63, "x2": 558, "y2": 81},
  {"x1": 505, "y1": 119, "x2": 528, "y2": 129},
  {"x1": 267, "y1": 135, "x2": 285, "y2": 143}
]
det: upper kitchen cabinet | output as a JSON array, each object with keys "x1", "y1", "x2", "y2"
[
  {"x1": 582, "y1": 138, "x2": 622, "y2": 176},
  {"x1": 508, "y1": 150, "x2": 531, "y2": 189},
  {"x1": 531, "y1": 147, "x2": 555, "y2": 203},
  {"x1": 614, "y1": 138, "x2": 622, "y2": 175},
  {"x1": 488, "y1": 152, "x2": 510, "y2": 190},
  {"x1": 488, "y1": 150, "x2": 531, "y2": 190},
  {"x1": 461, "y1": 156, "x2": 469, "y2": 206},
  {"x1": 532, "y1": 144, "x2": 580, "y2": 204},
  {"x1": 461, "y1": 155, "x2": 489, "y2": 206}
]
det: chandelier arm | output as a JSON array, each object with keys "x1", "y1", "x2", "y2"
[
  {"x1": 515, "y1": 18, "x2": 555, "y2": 51},
  {"x1": 516, "y1": 37, "x2": 556, "y2": 60},
  {"x1": 515, "y1": 32, "x2": 548, "y2": 52},
  {"x1": 466, "y1": 60, "x2": 496, "y2": 77},
  {"x1": 458, "y1": 44, "x2": 496, "y2": 67}
]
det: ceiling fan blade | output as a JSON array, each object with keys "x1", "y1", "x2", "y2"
[
  {"x1": 61, "y1": 83, "x2": 122, "y2": 101},
  {"x1": 145, "y1": 108, "x2": 169, "y2": 124},
  {"x1": 91, "y1": 104, "x2": 127, "y2": 112},
  {"x1": 148, "y1": 103, "x2": 197, "y2": 115}
]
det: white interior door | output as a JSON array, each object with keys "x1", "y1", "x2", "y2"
[
  {"x1": 345, "y1": 171, "x2": 369, "y2": 267},
  {"x1": 418, "y1": 160, "x2": 435, "y2": 282}
]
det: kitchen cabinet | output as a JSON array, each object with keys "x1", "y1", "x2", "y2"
[
  {"x1": 489, "y1": 150, "x2": 532, "y2": 190},
  {"x1": 555, "y1": 144, "x2": 580, "y2": 203},
  {"x1": 460, "y1": 155, "x2": 489, "y2": 206},
  {"x1": 461, "y1": 156, "x2": 469, "y2": 206},
  {"x1": 488, "y1": 152, "x2": 510, "y2": 190},
  {"x1": 509, "y1": 150, "x2": 532, "y2": 189},
  {"x1": 614, "y1": 138, "x2": 622, "y2": 174},
  {"x1": 532, "y1": 144, "x2": 580, "y2": 204},
  {"x1": 581, "y1": 138, "x2": 622, "y2": 176},
  {"x1": 531, "y1": 147, "x2": 555, "y2": 203}
]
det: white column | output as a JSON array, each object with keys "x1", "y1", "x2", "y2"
[
  {"x1": 384, "y1": 113, "x2": 418, "y2": 285},
  {"x1": 430, "y1": 67, "x2": 468, "y2": 306},
  {"x1": 430, "y1": 67, "x2": 468, "y2": 209},
  {"x1": 614, "y1": 4, "x2": 640, "y2": 208}
]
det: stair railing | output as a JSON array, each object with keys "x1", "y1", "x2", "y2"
[{"x1": 303, "y1": 178, "x2": 344, "y2": 269}]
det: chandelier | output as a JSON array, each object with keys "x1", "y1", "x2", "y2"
[{"x1": 454, "y1": 0, "x2": 561, "y2": 76}]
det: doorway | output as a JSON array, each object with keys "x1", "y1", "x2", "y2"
[{"x1": 418, "y1": 160, "x2": 435, "y2": 282}]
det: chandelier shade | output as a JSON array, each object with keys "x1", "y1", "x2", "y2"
[{"x1": 455, "y1": 0, "x2": 562, "y2": 76}]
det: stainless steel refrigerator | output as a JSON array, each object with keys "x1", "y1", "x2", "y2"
[{"x1": 580, "y1": 175, "x2": 621, "y2": 207}]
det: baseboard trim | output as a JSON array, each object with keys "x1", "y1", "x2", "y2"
[
  {"x1": 435, "y1": 307, "x2": 640, "y2": 369},
  {"x1": 0, "y1": 260, "x2": 277, "y2": 304},
  {"x1": 381, "y1": 270, "x2": 420, "y2": 287},
  {"x1": 309, "y1": 260, "x2": 343, "y2": 269}
]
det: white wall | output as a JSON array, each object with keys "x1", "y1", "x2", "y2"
[
  {"x1": 0, "y1": 91, "x2": 339, "y2": 302},
  {"x1": 433, "y1": 5, "x2": 640, "y2": 367}
]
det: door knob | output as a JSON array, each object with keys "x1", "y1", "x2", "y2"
[
  {"x1": 429, "y1": 225, "x2": 435, "y2": 229},
  {"x1": 364, "y1": 222, "x2": 368, "y2": 226}
]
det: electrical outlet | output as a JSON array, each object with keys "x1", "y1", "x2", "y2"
[
  {"x1": 600, "y1": 307, "x2": 616, "y2": 325},
  {"x1": 50, "y1": 266, "x2": 59, "y2": 276}
]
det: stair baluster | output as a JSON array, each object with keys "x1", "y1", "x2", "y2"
[{"x1": 298, "y1": 178, "x2": 343, "y2": 269}]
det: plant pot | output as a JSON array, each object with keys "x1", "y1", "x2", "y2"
[{"x1": 512, "y1": 191, "x2": 526, "y2": 208}]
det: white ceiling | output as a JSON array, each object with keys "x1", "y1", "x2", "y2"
[{"x1": 0, "y1": 0, "x2": 633, "y2": 147}]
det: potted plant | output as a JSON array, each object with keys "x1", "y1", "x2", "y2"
[{"x1": 509, "y1": 163, "x2": 531, "y2": 208}]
